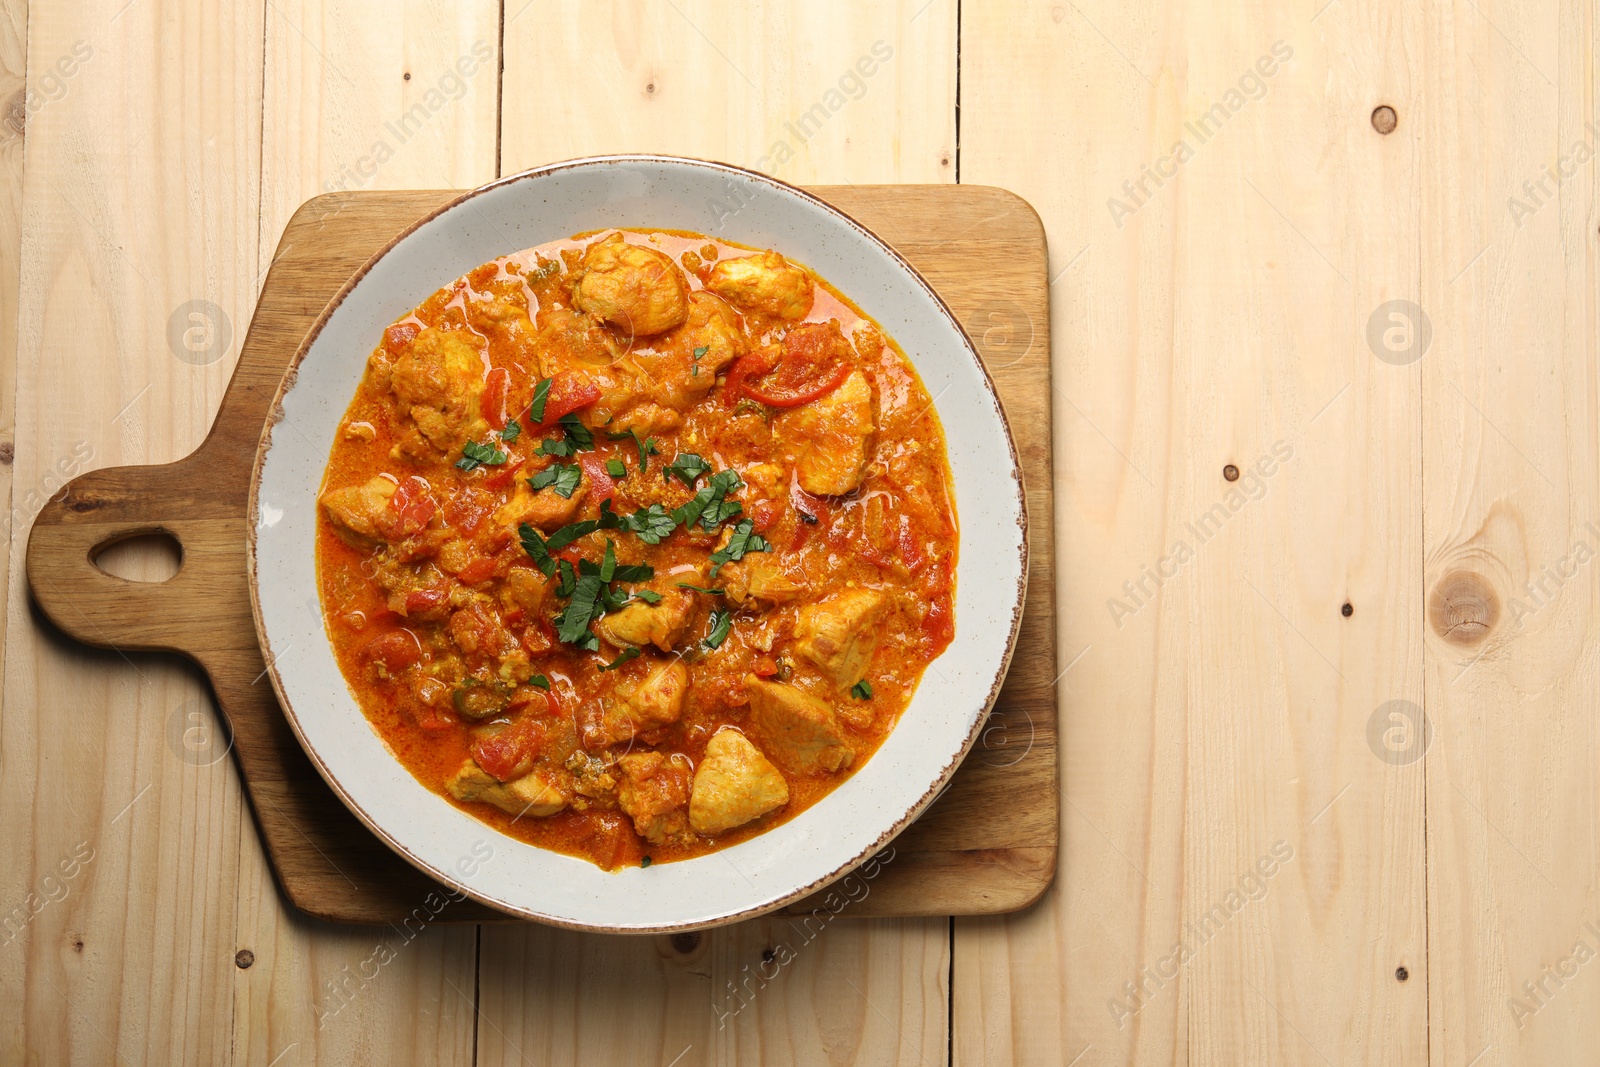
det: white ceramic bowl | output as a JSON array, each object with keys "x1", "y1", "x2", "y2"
[{"x1": 249, "y1": 156, "x2": 1026, "y2": 932}]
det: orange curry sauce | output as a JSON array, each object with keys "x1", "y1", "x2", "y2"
[{"x1": 316, "y1": 229, "x2": 957, "y2": 869}]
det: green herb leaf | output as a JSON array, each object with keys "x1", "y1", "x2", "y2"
[
  {"x1": 556, "y1": 559, "x2": 576, "y2": 597},
  {"x1": 517, "y1": 523, "x2": 556, "y2": 576},
  {"x1": 544, "y1": 519, "x2": 600, "y2": 553},
  {"x1": 498, "y1": 417, "x2": 522, "y2": 443},
  {"x1": 605, "y1": 502, "x2": 677, "y2": 545},
  {"x1": 527, "y1": 377, "x2": 553, "y2": 424},
  {"x1": 610, "y1": 562, "x2": 656, "y2": 584},
  {"x1": 598, "y1": 647, "x2": 640, "y2": 672},
  {"x1": 640, "y1": 855, "x2": 652, "y2": 868},
  {"x1": 554, "y1": 574, "x2": 605, "y2": 644},
  {"x1": 664, "y1": 452, "x2": 713, "y2": 488},
  {"x1": 535, "y1": 414, "x2": 594, "y2": 457},
  {"x1": 851, "y1": 679, "x2": 874, "y2": 700},
  {"x1": 673, "y1": 469, "x2": 743, "y2": 531},
  {"x1": 631, "y1": 589, "x2": 663, "y2": 604},
  {"x1": 676, "y1": 582, "x2": 725, "y2": 595},
  {"x1": 709, "y1": 516, "x2": 772, "y2": 577},
  {"x1": 703, "y1": 609, "x2": 733, "y2": 650},
  {"x1": 559, "y1": 413, "x2": 594, "y2": 450},
  {"x1": 528, "y1": 674, "x2": 551, "y2": 690},
  {"x1": 693, "y1": 345, "x2": 709, "y2": 359},
  {"x1": 606, "y1": 429, "x2": 660, "y2": 473},
  {"x1": 599, "y1": 539, "x2": 617, "y2": 583},
  {"x1": 605, "y1": 458, "x2": 627, "y2": 479},
  {"x1": 528, "y1": 461, "x2": 582, "y2": 498},
  {"x1": 456, "y1": 440, "x2": 507, "y2": 471}
]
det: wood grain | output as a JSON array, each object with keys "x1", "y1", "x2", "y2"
[
  {"x1": 237, "y1": 8, "x2": 500, "y2": 1064},
  {"x1": 0, "y1": 2, "x2": 260, "y2": 1063},
  {"x1": 955, "y1": 1, "x2": 1428, "y2": 1064},
  {"x1": 25, "y1": 182, "x2": 1056, "y2": 930},
  {"x1": 1420, "y1": 2, "x2": 1600, "y2": 1062}
]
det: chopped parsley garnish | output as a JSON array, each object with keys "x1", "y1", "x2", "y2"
[
  {"x1": 851, "y1": 679, "x2": 874, "y2": 700},
  {"x1": 702, "y1": 609, "x2": 733, "y2": 650},
  {"x1": 709, "y1": 517, "x2": 771, "y2": 577},
  {"x1": 606, "y1": 429, "x2": 659, "y2": 473},
  {"x1": 605, "y1": 458, "x2": 627, "y2": 479},
  {"x1": 673, "y1": 469, "x2": 743, "y2": 531},
  {"x1": 528, "y1": 674, "x2": 551, "y2": 690},
  {"x1": 517, "y1": 523, "x2": 556, "y2": 576},
  {"x1": 599, "y1": 500, "x2": 677, "y2": 544},
  {"x1": 692, "y1": 344, "x2": 708, "y2": 377},
  {"x1": 554, "y1": 573, "x2": 605, "y2": 645},
  {"x1": 677, "y1": 582, "x2": 725, "y2": 595},
  {"x1": 536, "y1": 414, "x2": 595, "y2": 457},
  {"x1": 498, "y1": 418, "x2": 522, "y2": 443},
  {"x1": 529, "y1": 461, "x2": 582, "y2": 498},
  {"x1": 455, "y1": 440, "x2": 507, "y2": 471},
  {"x1": 598, "y1": 647, "x2": 640, "y2": 671},
  {"x1": 527, "y1": 377, "x2": 553, "y2": 424},
  {"x1": 664, "y1": 452, "x2": 713, "y2": 488}
]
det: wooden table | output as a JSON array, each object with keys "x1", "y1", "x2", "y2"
[{"x1": 1, "y1": 3, "x2": 1593, "y2": 1064}]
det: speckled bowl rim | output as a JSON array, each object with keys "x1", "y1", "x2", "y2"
[{"x1": 247, "y1": 154, "x2": 1028, "y2": 933}]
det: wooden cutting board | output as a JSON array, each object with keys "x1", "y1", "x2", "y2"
[{"x1": 24, "y1": 185, "x2": 1057, "y2": 924}]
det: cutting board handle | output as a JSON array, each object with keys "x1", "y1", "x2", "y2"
[{"x1": 25, "y1": 456, "x2": 251, "y2": 661}]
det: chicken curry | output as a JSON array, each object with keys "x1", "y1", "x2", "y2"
[{"x1": 316, "y1": 229, "x2": 957, "y2": 869}]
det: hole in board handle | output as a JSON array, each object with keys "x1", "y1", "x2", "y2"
[{"x1": 92, "y1": 530, "x2": 183, "y2": 583}]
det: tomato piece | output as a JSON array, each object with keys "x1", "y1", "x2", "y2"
[
  {"x1": 480, "y1": 456, "x2": 523, "y2": 491},
  {"x1": 481, "y1": 367, "x2": 510, "y2": 430},
  {"x1": 750, "y1": 498, "x2": 781, "y2": 532},
  {"x1": 471, "y1": 718, "x2": 542, "y2": 782},
  {"x1": 386, "y1": 476, "x2": 437, "y2": 537},
  {"x1": 362, "y1": 629, "x2": 422, "y2": 677},
  {"x1": 403, "y1": 585, "x2": 449, "y2": 617},
  {"x1": 735, "y1": 324, "x2": 853, "y2": 407},
  {"x1": 576, "y1": 453, "x2": 616, "y2": 504},
  {"x1": 752, "y1": 655, "x2": 780, "y2": 678},
  {"x1": 533, "y1": 373, "x2": 602, "y2": 429},
  {"x1": 921, "y1": 597, "x2": 954, "y2": 648},
  {"x1": 382, "y1": 321, "x2": 419, "y2": 356},
  {"x1": 444, "y1": 489, "x2": 494, "y2": 536},
  {"x1": 456, "y1": 557, "x2": 498, "y2": 585}
]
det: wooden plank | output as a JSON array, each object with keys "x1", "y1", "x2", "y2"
[
  {"x1": 480, "y1": 6, "x2": 958, "y2": 1065},
  {"x1": 0, "y1": 0, "x2": 23, "y2": 668},
  {"x1": 233, "y1": 4, "x2": 500, "y2": 1063},
  {"x1": 0, "y1": 1, "x2": 261, "y2": 1062},
  {"x1": 1420, "y1": 1, "x2": 1600, "y2": 1062},
  {"x1": 499, "y1": 0, "x2": 954, "y2": 183},
  {"x1": 955, "y1": 1, "x2": 1428, "y2": 1063}
]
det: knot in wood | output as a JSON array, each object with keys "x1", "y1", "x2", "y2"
[{"x1": 1428, "y1": 570, "x2": 1499, "y2": 645}]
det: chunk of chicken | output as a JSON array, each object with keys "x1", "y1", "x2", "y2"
[
  {"x1": 533, "y1": 306, "x2": 624, "y2": 377},
  {"x1": 574, "y1": 233, "x2": 689, "y2": 337},
  {"x1": 780, "y1": 369, "x2": 874, "y2": 496},
  {"x1": 674, "y1": 291, "x2": 744, "y2": 395},
  {"x1": 705, "y1": 251, "x2": 814, "y2": 321},
  {"x1": 389, "y1": 326, "x2": 488, "y2": 450},
  {"x1": 319, "y1": 475, "x2": 397, "y2": 545},
  {"x1": 616, "y1": 751, "x2": 692, "y2": 845},
  {"x1": 793, "y1": 588, "x2": 886, "y2": 688},
  {"x1": 690, "y1": 729, "x2": 790, "y2": 835},
  {"x1": 596, "y1": 588, "x2": 697, "y2": 652},
  {"x1": 721, "y1": 552, "x2": 804, "y2": 607},
  {"x1": 582, "y1": 659, "x2": 689, "y2": 748},
  {"x1": 447, "y1": 761, "x2": 567, "y2": 817},
  {"x1": 746, "y1": 675, "x2": 854, "y2": 775},
  {"x1": 494, "y1": 477, "x2": 587, "y2": 533}
]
